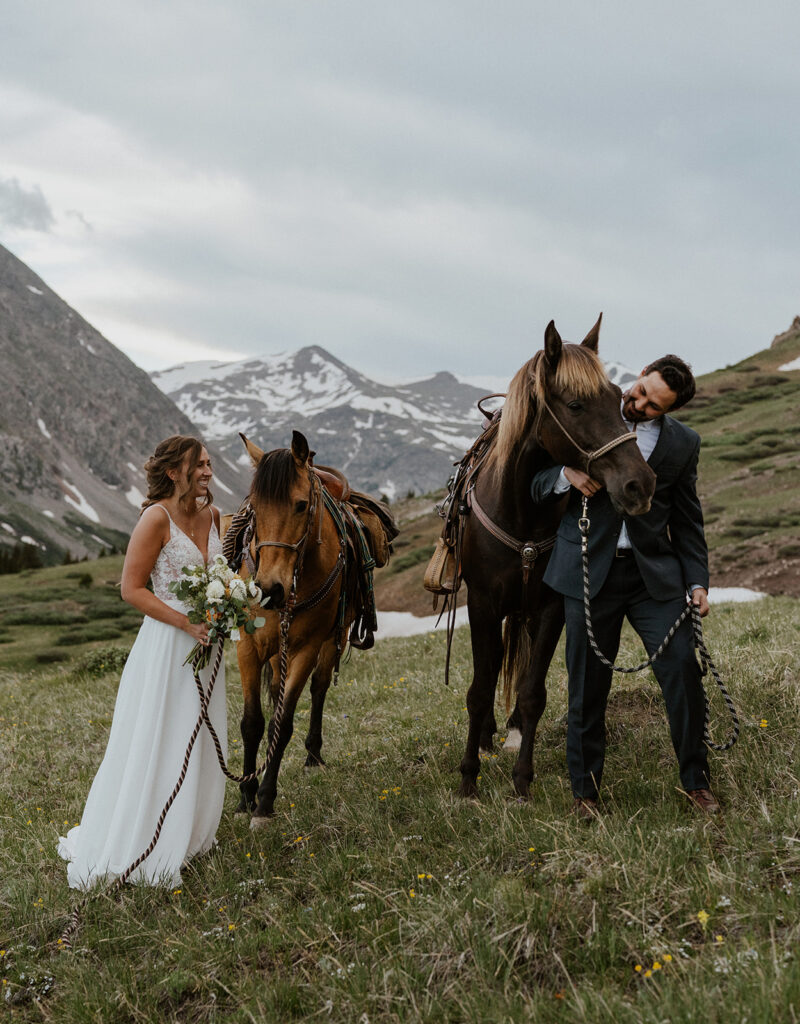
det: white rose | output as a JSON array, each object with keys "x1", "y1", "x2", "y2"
[
  {"x1": 247, "y1": 579, "x2": 263, "y2": 602},
  {"x1": 209, "y1": 562, "x2": 233, "y2": 584},
  {"x1": 206, "y1": 578, "x2": 226, "y2": 603},
  {"x1": 229, "y1": 578, "x2": 248, "y2": 601}
]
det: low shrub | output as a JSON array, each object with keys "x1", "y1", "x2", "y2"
[
  {"x1": 55, "y1": 624, "x2": 124, "y2": 646},
  {"x1": 387, "y1": 547, "x2": 432, "y2": 575},
  {"x1": 778, "y1": 543, "x2": 800, "y2": 558},
  {"x1": 34, "y1": 648, "x2": 68, "y2": 664},
  {"x1": 0, "y1": 607, "x2": 88, "y2": 627},
  {"x1": 71, "y1": 644, "x2": 131, "y2": 678},
  {"x1": 84, "y1": 603, "x2": 126, "y2": 621}
]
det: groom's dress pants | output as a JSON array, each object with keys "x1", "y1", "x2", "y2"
[{"x1": 563, "y1": 553, "x2": 710, "y2": 800}]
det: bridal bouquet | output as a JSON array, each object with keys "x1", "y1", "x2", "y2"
[{"x1": 169, "y1": 554, "x2": 267, "y2": 668}]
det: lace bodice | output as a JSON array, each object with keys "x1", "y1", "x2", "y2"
[{"x1": 147, "y1": 506, "x2": 223, "y2": 611}]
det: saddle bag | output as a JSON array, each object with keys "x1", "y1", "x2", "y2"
[{"x1": 423, "y1": 536, "x2": 460, "y2": 596}]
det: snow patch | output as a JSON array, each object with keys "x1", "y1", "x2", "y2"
[
  {"x1": 27, "y1": 285, "x2": 44, "y2": 295},
  {"x1": 708, "y1": 587, "x2": 766, "y2": 603},
  {"x1": 37, "y1": 418, "x2": 52, "y2": 439},
  {"x1": 20, "y1": 535, "x2": 44, "y2": 548},
  {"x1": 77, "y1": 336, "x2": 98, "y2": 355},
  {"x1": 125, "y1": 485, "x2": 146, "y2": 508},
  {"x1": 377, "y1": 606, "x2": 470, "y2": 639},
  {"x1": 378, "y1": 481, "x2": 397, "y2": 502},
  {"x1": 42, "y1": 510, "x2": 55, "y2": 519},
  {"x1": 91, "y1": 534, "x2": 112, "y2": 548},
  {"x1": 63, "y1": 483, "x2": 100, "y2": 523},
  {"x1": 214, "y1": 477, "x2": 233, "y2": 496},
  {"x1": 778, "y1": 356, "x2": 800, "y2": 372},
  {"x1": 375, "y1": 587, "x2": 765, "y2": 640},
  {"x1": 1, "y1": 522, "x2": 16, "y2": 534},
  {"x1": 126, "y1": 461, "x2": 141, "y2": 475}
]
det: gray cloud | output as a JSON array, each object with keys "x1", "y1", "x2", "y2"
[
  {"x1": 0, "y1": 177, "x2": 54, "y2": 231},
  {"x1": 0, "y1": 1, "x2": 798, "y2": 379}
]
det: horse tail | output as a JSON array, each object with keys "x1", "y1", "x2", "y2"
[{"x1": 501, "y1": 613, "x2": 534, "y2": 716}]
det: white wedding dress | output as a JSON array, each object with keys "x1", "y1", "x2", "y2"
[{"x1": 58, "y1": 505, "x2": 227, "y2": 889}]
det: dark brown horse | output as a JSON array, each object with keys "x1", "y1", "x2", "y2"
[
  {"x1": 458, "y1": 317, "x2": 656, "y2": 799},
  {"x1": 234, "y1": 431, "x2": 358, "y2": 827}
]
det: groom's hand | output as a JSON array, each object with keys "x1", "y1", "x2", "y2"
[{"x1": 564, "y1": 467, "x2": 602, "y2": 497}]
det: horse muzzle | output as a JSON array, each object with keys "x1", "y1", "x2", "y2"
[{"x1": 260, "y1": 582, "x2": 285, "y2": 609}]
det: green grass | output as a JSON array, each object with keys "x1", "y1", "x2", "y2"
[
  {"x1": 0, "y1": 557, "x2": 138, "y2": 674},
  {"x1": 1, "y1": 594, "x2": 799, "y2": 1022}
]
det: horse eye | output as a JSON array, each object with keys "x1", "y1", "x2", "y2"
[
  {"x1": 567, "y1": 400, "x2": 583, "y2": 412},
  {"x1": 295, "y1": 500, "x2": 308, "y2": 514}
]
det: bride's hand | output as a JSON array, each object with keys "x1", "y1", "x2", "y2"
[{"x1": 184, "y1": 621, "x2": 211, "y2": 645}]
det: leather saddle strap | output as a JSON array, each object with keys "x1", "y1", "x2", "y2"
[{"x1": 468, "y1": 490, "x2": 556, "y2": 560}]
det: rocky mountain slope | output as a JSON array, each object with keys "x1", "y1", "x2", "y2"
[
  {"x1": 152, "y1": 348, "x2": 495, "y2": 499},
  {"x1": 0, "y1": 243, "x2": 246, "y2": 563},
  {"x1": 152, "y1": 350, "x2": 638, "y2": 500}
]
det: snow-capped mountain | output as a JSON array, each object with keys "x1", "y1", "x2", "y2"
[
  {"x1": 152, "y1": 347, "x2": 639, "y2": 500},
  {"x1": 152, "y1": 347, "x2": 493, "y2": 499},
  {"x1": 0, "y1": 243, "x2": 247, "y2": 563},
  {"x1": 605, "y1": 361, "x2": 638, "y2": 389}
]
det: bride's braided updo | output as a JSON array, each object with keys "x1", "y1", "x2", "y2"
[{"x1": 141, "y1": 435, "x2": 213, "y2": 515}]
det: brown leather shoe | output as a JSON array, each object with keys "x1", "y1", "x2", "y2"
[
  {"x1": 687, "y1": 788, "x2": 721, "y2": 815},
  {"x1": 572, "y1": 797, "x2": 600, "y2": 821}
]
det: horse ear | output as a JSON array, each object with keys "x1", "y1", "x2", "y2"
[
  {"x1": 240, "y1": 432, "x2": 264, "y2": 466},
  {"x1": 580, "y1": 312, "x2": 603, "y2": 352},
  {"x1": 291, "y1": 430, "x2": 310, "y2": 467},
  {"x1": 544, "y1": 320, "x2": 562, "y2": 371}
]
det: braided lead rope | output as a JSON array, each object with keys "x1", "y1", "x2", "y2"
[
  {"x1": 578, "y1": 496, "x2": 739, "y2": 750},
  {"x1": 691, "y1": 603, "x2": 740, "y2": 751},
  {"x1": 59, "y1": 640, "x2": 226, "y2": 950}
]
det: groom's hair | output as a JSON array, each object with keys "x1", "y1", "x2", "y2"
[{"x1": 142, "y1": 435, "x2": 212, "y2": 513}]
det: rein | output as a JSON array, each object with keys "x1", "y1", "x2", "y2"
[
  {"x1": 578, "y1": 495, "x2": 739, "y2": 752},
  {"x1": 540, "y1": 398, "x2": 637, "y2": 473}
]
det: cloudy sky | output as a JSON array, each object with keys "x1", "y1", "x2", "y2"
[{"x1": 1, "y1": 1, "x2": 798, "y2": 385}]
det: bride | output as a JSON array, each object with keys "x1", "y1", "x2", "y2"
[{"x1": 58, "y1": 435, "x2": 228, "y2": 888}]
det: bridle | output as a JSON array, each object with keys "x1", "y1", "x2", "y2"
[
  {"x1": 540, "y1": 397, "x2": 637, "y2": 474},
  {"x1": 253, "y1": 470, "x2": 322, "y2": 573}
]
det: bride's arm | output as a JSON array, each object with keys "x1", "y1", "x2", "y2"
[{"x1": 120, "y1": 509, "x2": 210, "y2": 643}]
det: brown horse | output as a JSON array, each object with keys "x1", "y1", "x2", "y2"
[
  {"x1": 458, "y1": 317, "x2": 656, "y2": 799},
  {"x1": 234, "y1": 431, "x2": 359, "y2": 826}
]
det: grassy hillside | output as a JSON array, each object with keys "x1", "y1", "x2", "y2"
[
  {"x1": 675, "y1": 320, "x2": 800, "y2": 597},
  {"x1": 1, "y1": 590, "x2": 798, "y2": 1022}
]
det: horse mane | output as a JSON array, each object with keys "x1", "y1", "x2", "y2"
[
  {"x1": 251, "y1": 448, "x2": 298, "y2": 504},
  {"x1": 491, "y1": 344, "x2": 609, "y2": 473}
]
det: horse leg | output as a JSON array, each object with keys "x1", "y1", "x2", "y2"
[
  {"x1": 236, "y1": 638, "x2": 267, "y2": 814},
  {"x1": 503, "y1": 702, "x2": 523, "y2": 752},
  {"x1": 459, "y1": 602, "x2": 503, "y2": 799},
  {"x1": 304, "y1": 641, "x2": 336, "y2": 767},
  {"x1": 511, "y1": 594, "x2": 564, "y2": 799},
  {"x1": 478, "y1": 706, "x2": 498, "y2": 755},
  {"x1": 251, "y1": 647, "x2": 318, "y2": 826}
]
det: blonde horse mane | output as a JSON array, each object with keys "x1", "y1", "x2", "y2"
[{"x1": 491, "y1": 344, "x2": 609, "y2": 475}]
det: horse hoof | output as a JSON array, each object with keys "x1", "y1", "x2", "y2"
[
  {"x1": 503, "y1": 728, "x2": 522, "y2": 752},
  {"x1": 249, "y1": 815, "x2": 271, "y2": 831},
  {"x1": 458, "y1": 781, "x2": 479, "y2": 800}
]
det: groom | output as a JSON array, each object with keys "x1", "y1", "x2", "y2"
[{"x1": 531, "y1": 355, "x2": 717, "y2": 817}]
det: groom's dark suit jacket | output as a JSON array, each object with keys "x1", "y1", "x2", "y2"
[{"x1": 531, "y1": 414, "x2": 709, "y2": 601}]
